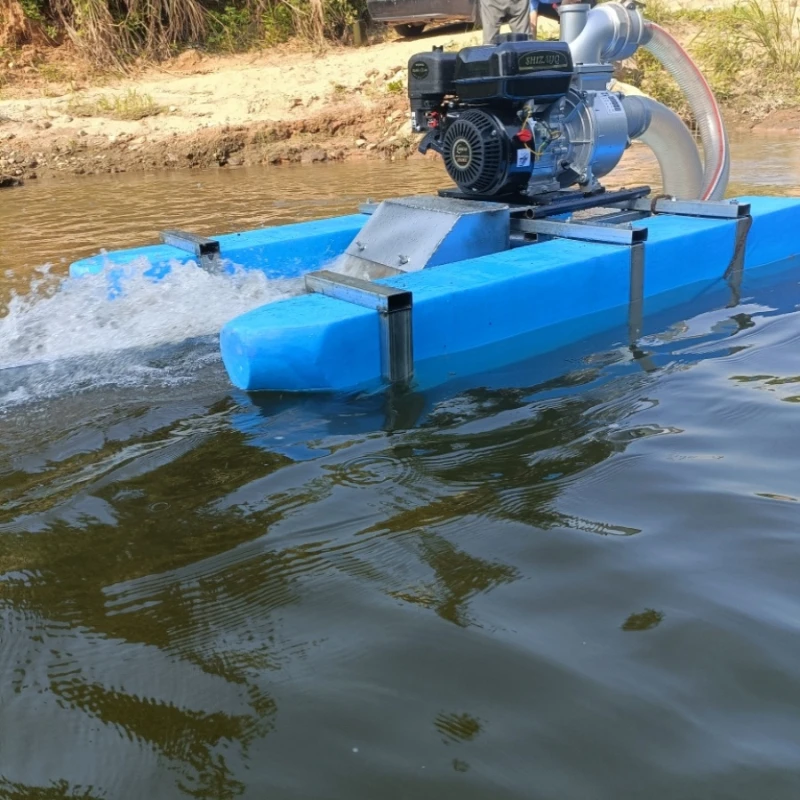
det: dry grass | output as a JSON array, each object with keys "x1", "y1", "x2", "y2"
[
  {"x1": 67, "y1": 88, "x2": 162, "y2": 119},
  {"x1": 49, "y1": 0, "x2": 207, "y2": 67},
  {"x1": 0, "y1": 0, "x2": 32, "y2": 47},
  {"x1": 1, "y1": 0, "x2": 367, "y2": 67},
  {"x1": 731, "y1": 0, "x2": 800, "y2": 73},
  {"x1": 625, "y1": 0, "x2": 800, "y2": 115}
]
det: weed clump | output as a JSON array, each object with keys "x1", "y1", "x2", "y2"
[
  {"x1": 67, "y1": 89, "x2": 162, "y2": 119},
  {"x1": 621, "y1": 0, "x2": 800, "y2": 118}
]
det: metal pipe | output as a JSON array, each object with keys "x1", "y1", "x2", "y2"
[
  {"x1": 566, "y1": 1, "x2": 648, "y2": 66},
  {"x1": 564, "y1": 1, "x2": 729, "y2": 200},
  {"x1": 559, "y1": 3, "x2": 591, "y2": 44}
]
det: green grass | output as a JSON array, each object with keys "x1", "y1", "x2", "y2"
[
  {"x1": 2, "y1": 0, "x2": 369, "y2": 66},
  {"x1": 67, "y1": 89, "x2": 162, "y2": 120},
  {"x1": 623, "y1": 0, "x2": 800, "y2": 114},
  {"x1": 731, "y1": 0, "x2": 800, "y2": 73}
]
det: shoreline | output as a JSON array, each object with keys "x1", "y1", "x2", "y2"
[
  {"x1": 0, "y1": 28, "x2": 475, "y2": 183},
  {"x1": 2, "y1": 19, "x2": 800, "y2": 184},
  {"x1": 0, "y1": 93, "x2": 422, "y2": 183}
]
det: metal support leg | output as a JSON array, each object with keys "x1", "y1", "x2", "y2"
[
  {"x1": 628, "y1": 242, "x2": 645, "y2": 344},
  {"x1": 304, "y1": 270, "x2": 414, "y2": 385},
  {"x1": 160, "y1": 229, "x2": 221, "y2": 270},
  {"x1": 724, "y1": 214, "x2": 753, "y2": 308},
  {"x1": 627, "y1": 242, "x2": 657, "y2": 373}
]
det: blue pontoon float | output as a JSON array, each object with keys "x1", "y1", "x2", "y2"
[{"x1": 70, "y1": 2, "x2": 800, "y2": 394}]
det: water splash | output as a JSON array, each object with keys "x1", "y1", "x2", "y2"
[{"x1": 0, "y1": 257, "x2": 300, "y2": 410}]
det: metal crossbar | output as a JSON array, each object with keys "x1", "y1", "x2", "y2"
[{"x1": 160, "y1": 229, "x2": 221, "y2": 270}]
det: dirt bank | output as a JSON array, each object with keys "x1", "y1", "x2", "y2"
[
  {"x1": 0, "y1": 90, "x2": 421, "y2": 181},
  {"x1": 0, "y1": 12, "x2": 798, "y2": 184},
  {"x1": 0, "y1": 27, "x2": 496, "y2": 182}
]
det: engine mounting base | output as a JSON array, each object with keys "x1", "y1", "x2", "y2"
[{"x1": 437, "y1": 185, "x2": 652, "y2": 218}]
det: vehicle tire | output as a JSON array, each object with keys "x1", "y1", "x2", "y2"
[{"x1": 394, "y1": 23, "x2": 426, "y2": 36}]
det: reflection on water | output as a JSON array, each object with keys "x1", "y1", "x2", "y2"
[{"x1": 2, "y1": 136, "x2": 800, "y2": 798}]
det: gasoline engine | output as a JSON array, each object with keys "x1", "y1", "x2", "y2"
[{"x1": 408, "y1": 34, "x2": 632, "y2": 199}]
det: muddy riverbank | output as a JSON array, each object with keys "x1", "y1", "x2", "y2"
[{"x1": 2, "y1": 14, "x2": 800, "y2": 184}]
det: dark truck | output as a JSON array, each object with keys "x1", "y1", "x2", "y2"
[
  {"x1": 367, "y1": 0, "x2": 480, "y2": 37},
  {"x1": 366, "y1": 0, "x2": 587, "y2": 38}
]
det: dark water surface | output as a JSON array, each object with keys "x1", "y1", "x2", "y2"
[{"x1": 3, "y1": 139, "x2": 800, "y2": 799}]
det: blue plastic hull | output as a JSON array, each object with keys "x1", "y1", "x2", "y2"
[
  {"x1": 69, "y1": 195, "x2": 800, "y2": 394},
  {"x1": 70, "y1": 214, "x2": 367, "y2": 283}
]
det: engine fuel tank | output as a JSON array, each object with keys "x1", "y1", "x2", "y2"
[{"x1": 453, "y1": 39, "x2": 574, "y2": 102}]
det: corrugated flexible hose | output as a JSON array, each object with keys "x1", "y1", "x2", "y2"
[{"x1": 642, "y1": 20, "x2": 730, "y2": 200}]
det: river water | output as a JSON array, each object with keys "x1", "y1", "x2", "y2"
[{"x1": 2, "y1": 135, "x2": 800, "y2": 799}]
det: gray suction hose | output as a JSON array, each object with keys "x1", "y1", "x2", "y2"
[
  {"x1": 642, "y1": 20, "x2": 730, "y2": 200},
  {"x1": 622, "y1": 95, "x2": 703, "y2": 200}
]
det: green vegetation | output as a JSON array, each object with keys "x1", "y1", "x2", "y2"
[
  {"x1": 0, "y1": 0, "x2": 368, "y2": 67},
  {"x1": 625, "y1": 0, "x2": 800, "y2": 115},
  {"x1": 1, "y1": 0, "x2": 800, "y2": 118},
  {"x1": 734, "y1": 0, "x2": 800, "y2": 72},
  {"x1": 67, "y1": 89, "x2": 162, "y2": 119}
]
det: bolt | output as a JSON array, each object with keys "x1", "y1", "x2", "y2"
[{"x1": 398, "y1": 255, "x2": 409, "y2": 266}]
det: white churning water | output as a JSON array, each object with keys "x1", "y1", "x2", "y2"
[{"x1": 0, "y1": 256, "x2": 300, "y2": 410}]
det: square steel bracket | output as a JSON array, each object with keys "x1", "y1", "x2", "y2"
[
  {"x1": 510, "y1": 217, "x2": 648, "y2": 245},
  {"x1": 724, "y1": 214, "x2": 754, "y2": 307},
  {"x1": 304, "y1": 270, "x2": 414, "y2": 386},
  {"x1": 607, "y1": 197, "x2": 751, "y2": 219},
  {"x1": 160, "y1": 229, "x2": 221, "y2": 270}
]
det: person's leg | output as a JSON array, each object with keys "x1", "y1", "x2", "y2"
[
  {"x1": 507, "y1": 0, "x2": 532, "y2": 36},
  {"x1": 480, "y1": 0, "x2": 504, "y2": 42},
  {"x1": 529, "y1": 0, "x2": 538, "y2": 37}
]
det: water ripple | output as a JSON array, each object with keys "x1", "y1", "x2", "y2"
[{"x1": 4, "y1": 156, "x2": 800, "y2": 798}]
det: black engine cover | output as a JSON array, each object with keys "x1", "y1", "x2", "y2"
[
  {"x1": 453, "y1": 39, "x2": 573, "y2": 103},
  {"x1": 441, "y1": 108, "x2": 531, "y2": 196}
]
